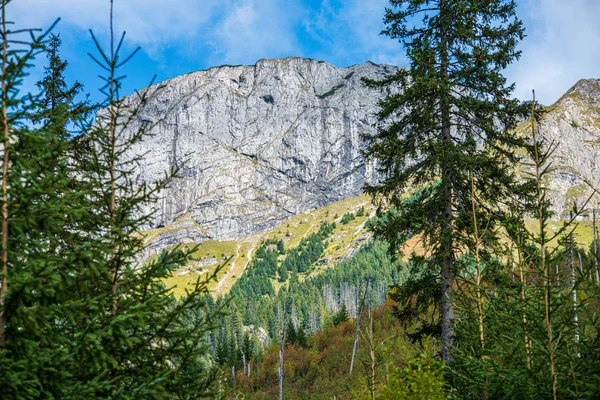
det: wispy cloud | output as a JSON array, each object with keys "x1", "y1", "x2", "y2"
[
  {"x1": 304, "y1": 0, "x2": 600, "y2": 103},
  {"x1": 209, "y1": 0, "x2": 301, "y2": 65},
  {"x1": 8, "y1": 0, "x2": 600, "y2": 104},
  {"x1": 9, "y1": 0, "x2": 221, "y2": 50},
  {"x1": 303, "y1": 0, "x2": 406, "y2": 67},
  {"x1": 507, "y1": 0, "x2": 600, "y2": 104},
  {"x1": 9, "y1": 0, "x2": 303, "y2": 64}
]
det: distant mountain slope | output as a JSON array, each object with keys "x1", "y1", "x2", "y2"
[
  {"x1": 521, "y1": 79, "x2": 600, "y2": 214},
  {"x1": 124, "y1": 57, "x2": 598, "y2": 259},
  {"x1": 158, "y1": 194, "x2": 375, "y2": 298},
  {"x1": 121, "y1": 57, "x2": 398, "y2": 256}
]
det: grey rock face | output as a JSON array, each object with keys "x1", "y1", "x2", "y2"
[
  {"x1": 123, "y1": 57, "x2": 598, "y2": 254},
  {"x1": 536, "y1": 79, "x2": 600, "y2": 215},
  {"x1": 123, "y1": 57, "x2": 396, "y2": 253}
]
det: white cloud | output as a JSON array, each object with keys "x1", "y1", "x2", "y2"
[
  {"x1": 308, "y1": 0, "x2": 600, "y2": 103},
  {"x1": 8, "y1": 0, "x2": 599, "y2": 104},
  {"x1": 209, "y1": 0, "x2": 300, "y2": 65},
  {"x1": 8, "y1": 0, "x2": 222, "y2": 49},
  {"x1": 507, "y1": 0, "x2": 600, "y2": 104},
  {"x1": 303, "y1": 0, "x2": 407, "y2": 67},
  {"x1": 7, "y1": 0, "x2": 299, "y2": 62}
]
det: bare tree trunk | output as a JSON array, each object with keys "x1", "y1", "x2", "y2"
[
  {"x1": 108, "y1": 0, "x2": 119, "y2": 312},
  {"x1": 572, "y1": 248, "x2": 580, "y2": 357},
  {"x1": 350, "y1": 279, "x2": 369, "y2": 374},
  {"x1": 279, "y1": 306, "x2": 285, "y2": 400},
  {"x1": 279, "y1": 346, "x2": 283, "y2": 400},
  {"x1": 439, "y1": 0, "x2": 455, "y2": 364},
  {"x1": 516, "y1": 230, "x2": 532, "y2": 368},
  {"x1": 256, "y1": 352, "x2": 260, "y2": 383},
  {"x1": 594, "y1": 209, "x2": 599, "y2": 284},
  {"x1": 368, "y1": 307, "x2": 375, "y2": 400},
  {"x1": 470, "y1": 175, "x2": 485, "y2": 355},
  {"x1": 532, "y1": 90, "x2": 557, "y2": 400}
]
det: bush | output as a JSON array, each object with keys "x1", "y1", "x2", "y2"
[{"x1": 379, "y1": 356, "x2": 446, "y2": 400}]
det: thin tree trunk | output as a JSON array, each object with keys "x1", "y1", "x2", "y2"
[
  {"x1": 532, "y1": 90, "x2": 557, "y2": 400},
  {"x1": 0, "y1": 3, "x2": 10, "y2": 348},
  {"x1": 279, "y1": 305, "x2": 285, "y2": 400},
  {"x1": 279, "y1": 346, "x2": 283, "y2": 400},
  {"x1": 594, "y1": 209, "x2": 599, "y2": 284},
  {"x1": 572, "y1": 247, "x2": 579, "y2": 357},
  {"x1": 439, "y1": 0, "x2": 455, "y2": 364},
  {"x1": 470, "y1": 175, "x2": 485, "y2": 354},
  {"x1": 350, "y1": 279, "x2": 369, "y2": 374},
  {"x1": 516, "y1": 224, "x2": 532, "y2": 368},
  {"x1": 108, "y1": 0, "x2": 119, "y2": 312},
  {"x1": 369, "y1": 306, "x2": 375, "y2": 400}
]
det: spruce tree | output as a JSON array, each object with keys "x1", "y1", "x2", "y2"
[
  {"x1": 364, "y1": 0, "x2": 528, "y2": 363},
  {"x1": 34, "y1": 34, "x2": 88, "y2": 128},
  {"x1": 452, "y1": 94, "x2": 600, "y2": 399},
  {"x1": 63, "y1": 3, "x2": 223, "y2": 395},
  {"x1": 0, "y1": 1, "x2": 222, "y2": 397},
  {"x1": 0, "y1": 12, "x2": 82, "y2": 397}
]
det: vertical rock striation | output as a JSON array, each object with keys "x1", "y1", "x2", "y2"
[
  {"x1": 123, "y1": 57, "x2": 396, "y2": 253},
  {"x1": 120, "y1": 57, "x2": 598, "y2": 254},
  {"x1": 535, "y1": 79, "x2": 600, "y2": 214}
]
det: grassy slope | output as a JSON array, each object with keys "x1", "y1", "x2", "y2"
[
  {"x1": 143, "y1": 191, "x2": 597, "y2": 298},
  {"x1": 145, "y1": 195, "x2": 375, "y2": 298}
]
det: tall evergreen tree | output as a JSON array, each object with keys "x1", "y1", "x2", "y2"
[
  {"x1": 35, "y1": 34, "x2": 85, "y2": 121},
  {"x1": 364, "y1": 0, "x2": 528, "y2": 363}
]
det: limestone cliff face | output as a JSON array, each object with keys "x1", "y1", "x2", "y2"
[
  {"x1": 123, "y1": 57, "x2": 396, "y2": 253},
  {"x1": 122, "y1": 56, "x2": 598, "y2": 253},
  {"x1": 536, "y1": 79, "x2": 600, "y2": 214}
]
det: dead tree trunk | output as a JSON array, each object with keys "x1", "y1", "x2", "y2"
[{"x1": 350, "y1": 279, "x2": 370, "y2": 374}]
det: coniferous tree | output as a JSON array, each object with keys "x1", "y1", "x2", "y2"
[
  {"x1": 34, "y1": 33, "x2": 90, "y2": 132},
  {"x1": 452, "y1": 93, "x2": 600, "y2": 399},
  {"x1": 0, "y1": 1, "x2": 222, "y2": 397},
  {"x1": 0, "y1": 10, "x2": 88, "y2": 396},
  {"x1": 364, "y1": 0, "x2": 528, "y2": 363},
  {"x1": 333, "y1": 303, "x2": 350, "y2": 326},
  {"x1": 285, "y1": 320, "x2": 297, "y2": 345}
]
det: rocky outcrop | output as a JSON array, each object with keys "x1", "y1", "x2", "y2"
[
  {"x1": 123, "y1": 57, "x2": 397, "y2": 253},
  {"x1": 122, "y1": 57, "x2": 598, "y2": 254},
  {"x1": 536, "y1": 79, "x2": 600, "y2": 215}
]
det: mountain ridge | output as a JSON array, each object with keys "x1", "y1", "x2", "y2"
[
  {"x1": 124, "y1": 57, "x2": 398, "y2": 257},
  {"x1": 122, "y1": 57, "x2": 600, "y2": 260}
]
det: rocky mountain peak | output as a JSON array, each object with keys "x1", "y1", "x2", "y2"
[
  {"x1": 125, "y1": 57, "x2": 397, "y2": 255},
  {"x1": 123, "y1": 56, "x2": 598, "y2": 255},
  {"x1": 561, "y1": 78, "x2": 600, "y2": 103},
  {"x1": 537, "y1": 79, "x2": 600, "y2": 213}
]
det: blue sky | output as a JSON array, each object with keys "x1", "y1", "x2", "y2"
[{"x1": 10, "y1": 0, "x2": 600, "y2": 105}]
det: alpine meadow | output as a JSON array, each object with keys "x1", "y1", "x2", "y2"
[{"x1": 1, "y1": 0, "x2": 600, "y2": 399}]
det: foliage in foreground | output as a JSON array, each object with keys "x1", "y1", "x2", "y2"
[{"x1": 0, "y1": 3, "x2": 220, "y2": 398}]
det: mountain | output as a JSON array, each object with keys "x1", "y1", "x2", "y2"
[
  {"x1": 121, "y1": 57, "x2": 398, "y2": 257},
  {"x1": 536, "y1": 79, "x2": 600, "y2": 213},
  {"x1": 121, "y1": 58, "x2": 599, "y2": 264}
]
